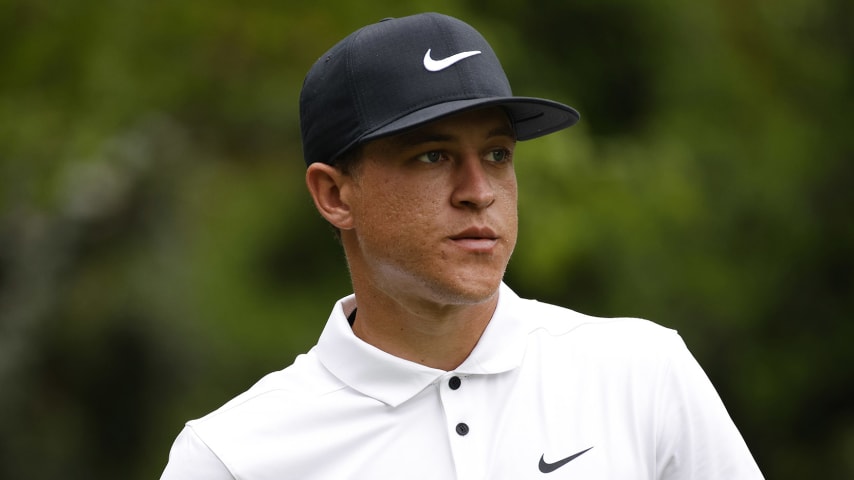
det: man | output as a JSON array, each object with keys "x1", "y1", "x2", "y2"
[{"x1": 161, "y1": 13, "x2": 763, "y2": 479}]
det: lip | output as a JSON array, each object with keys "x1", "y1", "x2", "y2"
[{"x1": 449, "y1": 226, "x2": 499, "y2": 252}]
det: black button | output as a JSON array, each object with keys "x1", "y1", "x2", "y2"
[
  {"x1": 455, "y1": 423, "x2": 469, "y2": 436},
  {"x1": 449, "y1": 376, "x2": 461, "y2": 390}
]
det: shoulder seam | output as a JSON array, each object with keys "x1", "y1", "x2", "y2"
[{"x1": 184, "y1": 424, "x2": 238, "y2": 479}]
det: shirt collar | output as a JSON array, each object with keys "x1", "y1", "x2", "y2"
[{"x1": 315, "y1": 283, "x2": 527, "y2": 407}]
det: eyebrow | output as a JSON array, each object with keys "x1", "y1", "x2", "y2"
[{"x1": 487, "y1": 125, "x2": 518, "y2": 141}]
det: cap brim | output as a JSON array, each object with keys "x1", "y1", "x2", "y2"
[{"x1": 360, "y1": 97, "x2": 580, "y2": 144}]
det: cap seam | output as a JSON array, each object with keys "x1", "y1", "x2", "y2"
[
  {"x1": 347, "y1": 27, "x2": 369, "y2": 151},
  {"x1": 443, "y1": 17, "x2": 477, "y2": 96}
]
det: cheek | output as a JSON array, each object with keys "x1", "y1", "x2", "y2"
[
  {"x1": 354, "y1": 183, "x2": 442, "y2": 241},
  {"x1": 500, "y1": 176, "x2": 519, "y2": 214}
]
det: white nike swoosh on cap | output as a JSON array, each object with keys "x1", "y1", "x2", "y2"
[{"x1": 422, "y1": 49, "x2": 482, "y2": 72}]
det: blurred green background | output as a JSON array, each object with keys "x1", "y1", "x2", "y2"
[{"x1": 1, "y1": 0, "x2": 852, "y2": 478}]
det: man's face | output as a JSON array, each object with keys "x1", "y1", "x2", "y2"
[{"x1": 342, "y1": 107, "x2": 518, "y2": 308}]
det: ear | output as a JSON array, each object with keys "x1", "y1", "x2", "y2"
[{"x1": 305, "y1": 163, "x2": 355, "y2": 230}]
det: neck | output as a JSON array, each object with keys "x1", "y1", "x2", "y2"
[{"x1": 349, "y1": 283, "x2": 499, "y2": 371}]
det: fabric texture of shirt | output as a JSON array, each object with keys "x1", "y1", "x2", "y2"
[{"x1": 160, "y1": 284, "x2": 764, "y2": 479}]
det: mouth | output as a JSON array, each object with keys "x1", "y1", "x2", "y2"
[{"x1": 449, "y1": 227, "x2": 499, "y2": 252}]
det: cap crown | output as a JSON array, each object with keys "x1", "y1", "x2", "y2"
[{"x1": 299, "y1": 13, "x2": 578, "y2": 166}]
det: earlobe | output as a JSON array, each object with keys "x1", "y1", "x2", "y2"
[{"x1": 305, "y1": 163, "x2": 355, "y2": 230}]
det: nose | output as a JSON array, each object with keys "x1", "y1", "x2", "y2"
[{"x1": 451, "y1": 155, "x2": 495, "y2": 209}]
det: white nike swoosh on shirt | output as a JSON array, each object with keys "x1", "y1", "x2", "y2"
[{"x1": 422, "y1": 49, "x2": 482, "y2": 72}]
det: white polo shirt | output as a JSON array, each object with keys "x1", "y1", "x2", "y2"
[{"x1": 161, "y1": 284, "x2": 763, "y2": 479}]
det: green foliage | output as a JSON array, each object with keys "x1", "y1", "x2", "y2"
[{"x1": 1, "y1": 1, "x2": 852, "y2": 478}]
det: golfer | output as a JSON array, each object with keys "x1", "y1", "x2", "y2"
[{"x1": 161, "y1": 12, "x2": 763, "y2": 479}]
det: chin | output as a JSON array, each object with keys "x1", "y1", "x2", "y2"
[{"x1": 428, "y1": 274, "x2": 503, "y2": 306}]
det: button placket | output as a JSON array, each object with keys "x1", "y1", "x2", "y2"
[
  {"x1": 448, "y1": 377, "x2": 468, "y2": 435},
  {"x1": 439, "y1": 373, "x2": 484, "y2": 479}
]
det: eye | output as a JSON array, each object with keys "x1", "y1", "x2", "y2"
[
  {"x1": 417, "y1": 151, "x2": 444, "y2": 164},
  {"x1": 487, "y1": 148, "x2": 512, "y2": 163}
]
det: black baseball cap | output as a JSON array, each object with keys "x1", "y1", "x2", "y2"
[{"x1": 299, "y1": 12, "x2": 580, "y2": 167}]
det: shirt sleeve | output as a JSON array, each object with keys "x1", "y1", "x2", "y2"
[
  {"x1": 655, "y1": 333, "x2": 765, "y2": 479},
  {"x1": 160, "y1": 425, "x2": 235, "y2": 480}
]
